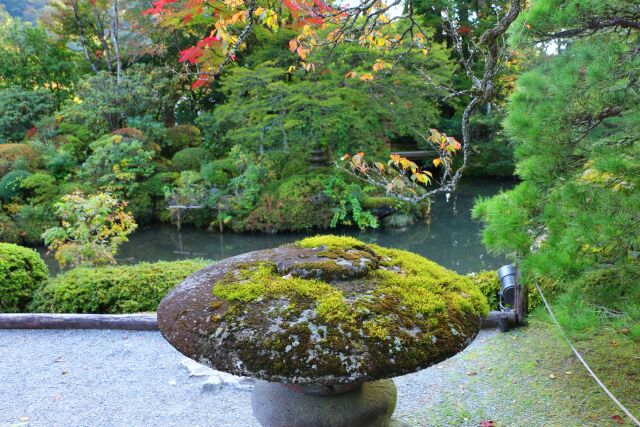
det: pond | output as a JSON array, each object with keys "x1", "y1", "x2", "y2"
[{"x1": 41, "y1": 178, "x2": 514, "y2": 275}]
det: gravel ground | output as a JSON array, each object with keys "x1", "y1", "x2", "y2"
[{"x1": 0, "y1": 325, "x2": 619, "y2": 427}]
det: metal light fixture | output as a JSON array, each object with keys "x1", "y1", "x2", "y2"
[{"x1": 497, "y1": 264, "x2": 517, "y2": 309}]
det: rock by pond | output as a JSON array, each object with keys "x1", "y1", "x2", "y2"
[{"x1": 158, "y1": 235, "x2": 489, "y2": 386}]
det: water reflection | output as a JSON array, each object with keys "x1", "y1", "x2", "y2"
[{"x1": 44, "y1": 178, "x2": 514, "y2": 275}]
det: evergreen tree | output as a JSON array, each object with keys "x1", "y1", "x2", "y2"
[{"x1": 473, "y1": 0, "x2": 640, "y2": 312}]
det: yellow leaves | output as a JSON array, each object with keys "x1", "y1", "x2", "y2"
[
  {"x1": 374, "y1": 162, "x2": 385, "y2": 173},
  {"x1": 359, "y1": 32, "x2": 391, "y2": 49},
  {"x1": 254, "y1": 7, "x2": 279, "y2": 29},
  {"x1": 229, "y1": 11, "x2": 248, "y2": 24},
  {"x1": 223, "y1": 0, "x2": 244, "y2": 8},
  {"x1": 300, "y1": 61, "x2": 315, "y2": 72},
  {"x1": 289, "y1": 39, "x2": 310, "y2": 59},
  {"x1": 411, "y1": 172, "x2": 431, "y2": 185},
  {"x1": 359, "y1": 73, "x2": 374, "y2": 81},
  {"x1": 372, "y1": 59, "x2": 391, "y2": 72},
  {"x1": 287, "y1": 65, "x2": 297, "y2": 73},
  {"x1": 421, "y1": 49, "x2": 429, "y2": 56},
  {"x1": 302, "y1": 25, "x2": 315, "y2": 37},
  {"x1": 297, "y1": 46, "x2": 310, "y2": 59},
  {"x1": 433, "y1": 158, "x2": 441, "y2": 167}
]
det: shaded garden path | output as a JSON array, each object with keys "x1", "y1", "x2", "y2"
[{"x1": 1, "y1": 322, "x2": 629, "y2": 426}]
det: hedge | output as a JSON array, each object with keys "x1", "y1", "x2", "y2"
[
  {"x1": 31, "y1": 259, "x2": 209, "y2": 314},
  {"x1": 171, "y1": 147, "x2": 208, "y2": 171},
  {"x1": 0, "y1": 243, "x2": 49, "y2": 312}
]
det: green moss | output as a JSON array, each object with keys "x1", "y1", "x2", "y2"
[
  {"x1": 202, "y1": 235, "x2": 490, "y2": 382},
  {"x1": 298, "y1": 235, "x2": 370, "y2": 252}
]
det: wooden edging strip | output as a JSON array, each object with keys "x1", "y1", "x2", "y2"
[
  {"x1": 0, "y1": 313, "x2": 158, "y2": 331},
  {"x1": 0, "y1": 311, "x2": 513, "y2": 332}
]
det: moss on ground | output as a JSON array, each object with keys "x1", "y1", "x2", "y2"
[{"x1": 395, "y1": 318, "x2": 640, "y2": 426}]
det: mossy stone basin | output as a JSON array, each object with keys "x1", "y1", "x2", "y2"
[{"x1": 158, "y1": 235, "x2": 488, "y2": 385}]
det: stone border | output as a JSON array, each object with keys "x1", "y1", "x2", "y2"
[{"x1": 0, "y1": 311, "x2": 513, "y2": 331}]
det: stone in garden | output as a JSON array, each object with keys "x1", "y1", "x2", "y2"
[{"x1": 158, "y1": 235, "x2": 488, "y2": 384}]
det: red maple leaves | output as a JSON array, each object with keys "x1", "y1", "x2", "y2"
[{"x1": 142, "y1": 0, "x2": 178, "y2": 15}]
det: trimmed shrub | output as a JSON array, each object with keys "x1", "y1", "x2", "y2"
[
  {"x1": 171, "y1": 147, "x2": 208, "y2": 171},
  {"x1": 0, "y1": 213, "x2": 20, "y2": 243},
  {"x1": 112, "y1": 127, "x2": 146, "y2": 141},
  {"x1": 467, "y1": 271, "x2": 501, "y2": 310},
  {"x1": 467, "y1": 269, "x2": 543, "y2": 311},
  {"x1": 31, "y1": 259, "x2": 209, "y2": 314},
  {"x1": 164, "y1": 125, "x2": 201, "y2": 155},
  {"x1": 200, "y1": 162, "x2": 231, "y2": 187},
  {"x1": 0, "y1": 170, "x2": 31, "y2": 202},
  {"x1": 0, "y1": 143, "x2": 42, "y2": 171},
  {"x1": 0, "y1": 243, "x2": 49, "y2": 312}
]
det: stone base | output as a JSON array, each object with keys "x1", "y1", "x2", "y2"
[{"x1": 251, "y1": 379, "x2": 397, "y2": 427}]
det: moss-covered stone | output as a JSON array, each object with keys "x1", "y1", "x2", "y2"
[{"x1": 158, "y1": 235, "x2": 488, "y2": 385}]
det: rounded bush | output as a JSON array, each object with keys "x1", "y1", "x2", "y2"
[
  {"x1": 0, "y1": 170, "x2": 31, "y2": 201},
  {"x1": 112, "y1": 127, "x2": 146, "y2": 141},
  {"x1": 0, "y1": 143, "x2": 42, "y2": 170},
  {"x1": 200, "y1": 162, "x2": 231, "y2": 187},
  {"x1": 164, "y1": 125, "x2": 202, "y2": 155},
  {"x1": 0, "y1": 243, "x2": 49, "y2": 312},
  {"x1": 0, "y1": 213, "x2": 20, "y2": 243},
  {"x1": 31, "y1": 259, "x2": 209, "y2": 314},
  {"x1": 171, "y1": 147, "x2": 208, "y2": 171}
]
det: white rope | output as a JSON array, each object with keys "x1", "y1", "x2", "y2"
[{"x1": 534, "y1": 281, "x2": 640, "y2": 426}]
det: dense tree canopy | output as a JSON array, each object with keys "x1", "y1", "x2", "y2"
[{"x1": 473, "y1": 0, "x2": 640, "y2": 313}]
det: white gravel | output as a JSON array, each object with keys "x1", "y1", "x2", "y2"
[{"x1": 1, "y1": 328, "x2": 579, "y2": 427}]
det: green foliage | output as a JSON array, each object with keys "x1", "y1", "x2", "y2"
[
  {"x1": 31, "y1": 259, "x2": 209, "y2": 314},
  {"x1": 0, "y1": 143, "x2": 42, "y2": 173},
  {"x1": 240, "y1": 172, "x2": 333, "y2": 233},
  {"x1": 82, "y1": 134, "x2": 156, "y2": 194},
  {"x1": 13, "y1": 204, "x2": 56, "y2": 245},
  {"x1": 164, "y1": 171, "x2": 210, "y2": 208},
  {"x1": 0, "y1": 170, "x2": 31, "y2": 202},
  {"x1": 0, "y1": 213, "x2": 20, "y2": 243},
  {"x1": 323, "y1": 175, "x2": 378, "y2": 230},
  {"x1": 164, "y1": 125, "x2": 202, "y2": 155},
  {"x1": 44, "y1": 150, "x2": 77, "y2": 179},
  {"x1": 0, "y1": 13, "x2": 81, "y2": 107},
  {"x1": 43, "y1": 192, "x2": 137, "y2": 268},
  {"x1": 61, "y1": 65, "x2": 181, "y2": 134},
  {"x1": 464, "y1": 112, "x2": 515, "y2": 177},
  {"x1": 126, "y1": 116, "x2": 167, "y2": 146},
  {"x1": 20, "y1": 173, "x2": 57, "y2": 204},
  {"x1": 466, "y1": 271, "x2": 501, "y2": 310},
  {"x1": 0, "y1": 87, "x2": 54, "y2": 142},
  {"x1": 171, "y1": 147, "x2": 208, "y2": 171},
  {"x1": 474, "y1": 15, "x2": 640, "y2": 320},
  {"x1": 0, "y1": 243, "x2": 48, "y2": 312},
  {"x1": 472, "y1": 182, "x2": 541, "y2": 257},
  {"x1": 200, "y1": 162, "x2": 231, "y2": 188}
]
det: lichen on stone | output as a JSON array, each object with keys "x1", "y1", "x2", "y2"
[{"x1": 158, "y1": 235, "x2": 489, "y2": 385}]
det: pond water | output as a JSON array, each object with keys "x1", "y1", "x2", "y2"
[{"x1": 42, "y1": 178, "x2": 514, "y2": 275}]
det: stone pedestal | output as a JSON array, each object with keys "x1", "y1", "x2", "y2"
[{"x1": 251, "y1": 379, "x2": 397, "y2": 427}]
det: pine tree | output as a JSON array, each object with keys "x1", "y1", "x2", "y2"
[{"x1": 473, "y1": 0, "x2": 640, "y2": 312}]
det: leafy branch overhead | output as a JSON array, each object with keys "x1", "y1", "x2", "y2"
[{"x1": 338, "y1": 129, "x2": 462, "y2": 203}]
